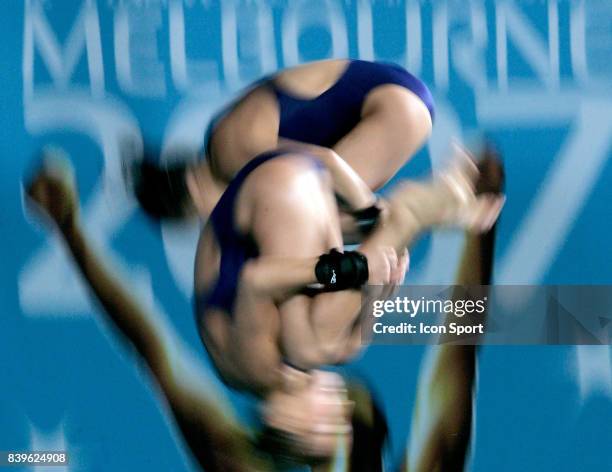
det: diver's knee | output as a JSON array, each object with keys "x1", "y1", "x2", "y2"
[
  {"x1": 395, "y1": 89, "x2": 433, "y2": 139},
  {"x1": 374, "y1": 86, "x2": 433, "y2": 141}
]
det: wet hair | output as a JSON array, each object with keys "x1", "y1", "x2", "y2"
[{"x1": 129, "y1": 151, "x2": 193, "y2": 220}]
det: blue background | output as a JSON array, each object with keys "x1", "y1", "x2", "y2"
[{"x1": 2, "y1": 1, "x2": 611, "y2": 471}]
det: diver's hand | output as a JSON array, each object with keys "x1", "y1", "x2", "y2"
[
  {"x1": 360, "y1": 245, "x2": 398, "y2": 285},
  {"x1": 25, "y1": 147, "x2": 79, "y2": 231},
  {"x1": 433, "y1": 144, "x2": 505, "y2": 232}
]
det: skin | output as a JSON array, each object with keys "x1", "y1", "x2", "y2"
[
  {"x1": 184, "y1": 59, "x2": 433, "y2": 219},
  {"x1": 132, "y1": 58, "x2": 499, "y2": 398},
  {"x1": 23, "y1": 53, "x2": 505, "y2": 470},
  {"x1": 177, "y1": 60, "x2": 500, "y2": 398},
  {"x1": 25, "y1": 156, "x2": 266, "y2": 471},
  {"x1": 194, "y1": 146, "x2": 504, "y2": 396},
  {"x1": 24, "y1": 151, "x2": 502, "y2": 471},
  {"x1": 124, "y1": 58, "x2": 444, "y2": 397},
  {"x1": 26, "y1": 153, "x2": 359, "y2": 470}
]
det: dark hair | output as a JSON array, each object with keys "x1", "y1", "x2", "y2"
[{"x1": 130, "y1": 154, "x2": 192, "y2": 220}]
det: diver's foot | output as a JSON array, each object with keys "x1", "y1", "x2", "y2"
[{"x1": 387, "y1": 144, "x2": 505, "y2": 234}]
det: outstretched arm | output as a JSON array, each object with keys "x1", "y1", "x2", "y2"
[{"x1": 25, "y1": 151, "x2": 266, "y2": 472}]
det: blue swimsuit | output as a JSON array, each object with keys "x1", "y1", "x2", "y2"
[
  {"x1": 203, "y1": 60, "x2": 434, "y2": 157},
  {"x1": 195, "y1": 150, "x2": 317, "y2": 317},
  {"x1": 274, "y1": 60, "x2": 434, "y2": 147},
  {"x1": 197, "y1": 60, "x2": 435, "y2": 320}
]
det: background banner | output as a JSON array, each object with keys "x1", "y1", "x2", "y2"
[{"x1": 1, "y1": 1, "x2": 611, "y2": 470}]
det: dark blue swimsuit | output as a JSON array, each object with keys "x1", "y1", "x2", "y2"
[
  {"x1": 196, "y1": 60, "x2": 434, "y2": 320},
  {"x1": 274, "y1": 60, "x2": 434, "y2": 146},
  {"x1": 203, "y1": 60, "x2": 434, "y2": 157},
  {"x1": 195, "y1": 150, "x2": 325, "y2": 319},
  {"x1": 195, "y1": 150, "x2": 284, "y2": 317}
]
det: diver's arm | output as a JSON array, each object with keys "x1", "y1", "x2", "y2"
[
  {"x1": 240, "y1": 245, "x2": 411, "y2": 304},
  {"x1": 240, "y1": 256, "x2": 319, "y2": 300},
  {"x1": 26, "y1": 155, "x2": 265, "y2": 471}
]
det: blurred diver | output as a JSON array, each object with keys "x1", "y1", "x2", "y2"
[
  {"x1": 130, "y1": 59, "x2": 435, "y2": 243},
  {"x1": 122, "y1": 57, "x2": 503, "y2": 406},
  {"x1": 189, "y1": 144, "x2": 503, "y2": 397},
  {"x1": 25, "y1": 146, "x2": 503, "y2": 471}
]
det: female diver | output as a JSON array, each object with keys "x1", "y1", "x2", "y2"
[
  {"x1": 190, "y1": 143, "x2": 503, "y2": 397},
  {"x1": 124, "y1": 59, "x2": 502, "y2": 398},
  {"x1": 125, "y1": 60, "x2": 503, "y2": 395},
  {"x1": 25, "y1": 148, "x2": 502, "y2": 471},
  {"x1": 132, "y1": 58, "x2": 435, "y2": 234}
]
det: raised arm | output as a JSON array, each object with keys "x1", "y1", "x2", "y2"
[{"x1": 25, "y1": 151, "x2": 267, "y2": 472}]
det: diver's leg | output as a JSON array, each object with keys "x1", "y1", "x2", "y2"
[
  {"x1": 333, "y1": 86, "x2": 433, "y2": 190},
  {"x1": 25, "y1": 153, "x2": 266, "y2": 472},
  {"x1": 221, "y1": 273, "x2": 286, "y2": 395},
  {"x1": 400, "y1": 153, "x2": 504, "y2": 472},
  {"x1": 359, "y1": 144, "x2": 504, "y2": 257}
]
